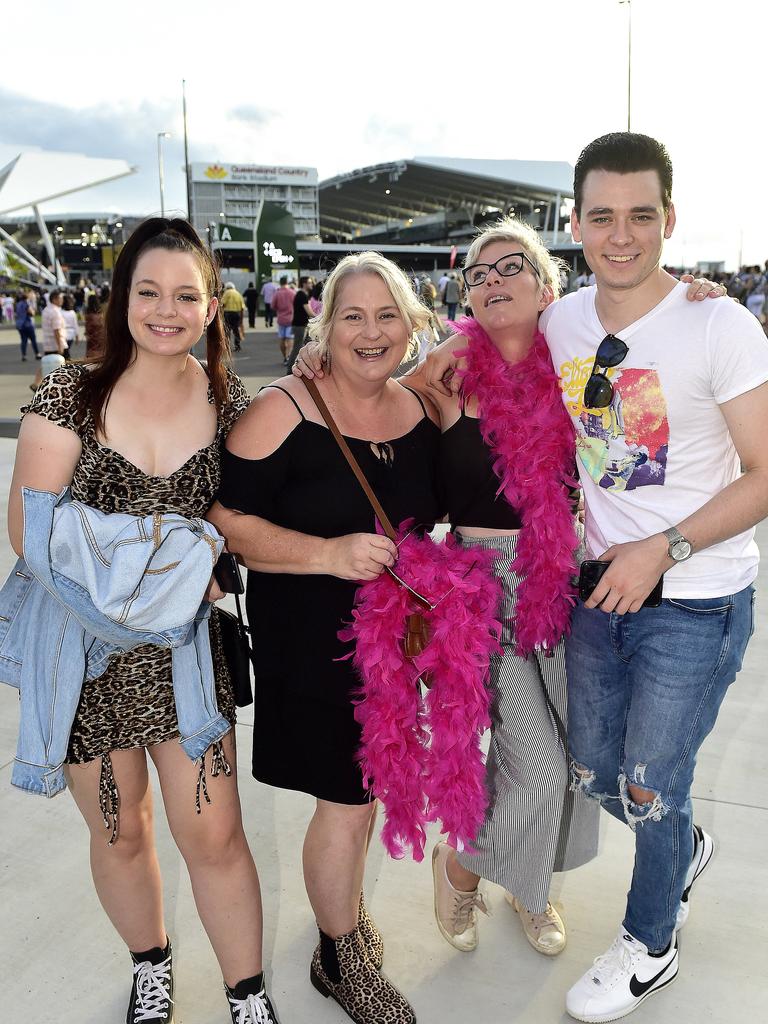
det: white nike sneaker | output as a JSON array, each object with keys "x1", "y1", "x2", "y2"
[
  {"x1": 676, "y1": 824, "x2": 715, "y2": 930},
  {"x1": 566, "y1": 927, "x2": 678, "y2": 1023}
]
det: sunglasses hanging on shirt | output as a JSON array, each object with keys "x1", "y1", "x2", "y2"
[{"x1": 583, "y1": 334, "x2": 629, "y2": 409}]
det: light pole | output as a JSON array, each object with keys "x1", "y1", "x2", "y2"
[
  {"x1": 53, "y1": 225, "x2": 64, "y2": 283},
  {"x1": 619, "y1": 0, "x2": 632, "y2": 131},
  {"x1": 157, "y1": 132, "x2": 172, "y2": 217},
  {"x1": 182, "y1": 80, "x2": 192, "y2": 221}
]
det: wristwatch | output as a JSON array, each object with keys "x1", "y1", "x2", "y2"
[{"x1": 663, "y1": 527, "x2": 693, "y2": 562}]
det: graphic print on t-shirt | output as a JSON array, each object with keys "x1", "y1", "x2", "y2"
[{"x1": 559, "y1": 356, "x2": 669, "y2": 492}]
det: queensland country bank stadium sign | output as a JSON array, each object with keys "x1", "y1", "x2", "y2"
[{"x1": 191, "y1": 162, "x2": 318, "y2": 186}]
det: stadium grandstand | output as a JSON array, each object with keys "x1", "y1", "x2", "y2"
[
  {"x1": 319, "y1": 156, "x2": 576, "y2": 250},
  {"x1": 214, "y1": 155, "x2": 583, "y2": 280},
  {"x1": 1, "y1": 152, "x2": 585, "y2": 285}
]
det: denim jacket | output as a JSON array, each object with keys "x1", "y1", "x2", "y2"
[{"x1": 0, "y1": 487, "x2": 228, "y2": 796}]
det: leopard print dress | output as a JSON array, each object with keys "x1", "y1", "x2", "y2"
[{"x1": 22, "y1": 363, "x2": 249, "y2": 838}]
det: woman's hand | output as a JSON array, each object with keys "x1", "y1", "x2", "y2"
[
  {"x1": 680, "y1": 274, "x2": 728, "y2": 301},
  {"x1": 322, "y1": 533, "x2": 397, "y2": 581},
  {"x1": 423, "y1": 336, "x2": 466, "y2": 396},
  {"x1": 204, "y1": 574, "x2": 226, "y2": 602},
  {"x1": 292, "y1": 340, "x2": 326, "y2": 380}
]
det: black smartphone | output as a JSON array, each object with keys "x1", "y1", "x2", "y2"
[
  {"x1": 213, "y1": 552, "x2": 245, "y2": 595},
  {"x1": 578, "y1": 559, "x2": 663, "y2": 608}
]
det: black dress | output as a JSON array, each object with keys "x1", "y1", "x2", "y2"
[{"x1": 217, "y1": 384, "x2": 442, "y2": 804}]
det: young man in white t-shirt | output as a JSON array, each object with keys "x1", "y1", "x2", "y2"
[{"x1": 544, "y1": 133, "x2": 768, "y2": 1023}]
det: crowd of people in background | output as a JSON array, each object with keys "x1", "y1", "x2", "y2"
[
  {"x1": 724, "y1": 262, "x2": 768, "y2": 327},
  {"x1": 1, "y1": 279, "x2": 108, "y2": 376},
  {"x1": 3, "y1": 254, "x2": 767, "y2": 385},
  {"x1": 561, "y1": 259, "x2": 768, "y2": 334},
  {"x1": 658, "y1": 262, "x2": 768, "y2": 328}
]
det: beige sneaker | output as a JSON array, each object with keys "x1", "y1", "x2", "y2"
[
  {"x1": 431, "y1": 842, "x2": 489, "y2": 952},
  {"x1": 505, "y1": 893, "x2": 566, "y2": 956}
]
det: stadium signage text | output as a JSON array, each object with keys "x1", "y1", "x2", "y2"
[{"x1": 192, "y1": 162, "x2": 318, "y2": 186}]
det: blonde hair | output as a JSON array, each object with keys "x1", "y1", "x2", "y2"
[
  {"x1": 307, "y1": 251, "x2": 430, "y2": 363},
  {"x1": 463, "y1": 215, "x2": 566, "y2": 298}
]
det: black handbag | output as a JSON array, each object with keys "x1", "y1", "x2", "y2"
[{"x1": 216, "y1": 590, "x2": 254, "y2": 708}]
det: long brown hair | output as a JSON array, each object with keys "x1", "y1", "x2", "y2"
[{"x1": 76, "y1": 217, "x2": 230, "y2": 435}]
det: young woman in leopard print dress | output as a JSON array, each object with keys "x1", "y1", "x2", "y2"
[{"x1": 9, "y1": 219, "x2": 279, "y2": 1024}]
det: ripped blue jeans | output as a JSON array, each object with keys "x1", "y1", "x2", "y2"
[{"x1": 565, "y1": 587, "x2": 754, "y2": 952}]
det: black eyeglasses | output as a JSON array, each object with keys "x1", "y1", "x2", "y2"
[
  {"x1": 461, "y1": 252, "x2": 540, "y2": 288},
  {"x1": 583, "y1": 334, "x2": 629, "y2": 409}
]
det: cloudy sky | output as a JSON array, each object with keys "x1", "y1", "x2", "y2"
[{"x1": 1, "y1": 0, "x2": 765, "y2": 268}]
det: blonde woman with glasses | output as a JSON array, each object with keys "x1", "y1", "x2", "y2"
[{"x1": 296, "y1": 219, "x2": 598, "y2": 961}]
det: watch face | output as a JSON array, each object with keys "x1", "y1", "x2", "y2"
[{"x1": 672, "y1": 540, "x2": 692, "y2": 561}]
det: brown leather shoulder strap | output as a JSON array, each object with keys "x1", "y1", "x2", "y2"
[{"x1": 300, "y1": 377, "x2": 398, "y2": 543}]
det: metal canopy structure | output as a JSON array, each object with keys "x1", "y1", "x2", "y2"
[
  {"x1": 0, "y1": 151, "x2": 135, "y2": 285},
  {"x1": 319, "y1": 156, "x2": 576, "y2": 246}
]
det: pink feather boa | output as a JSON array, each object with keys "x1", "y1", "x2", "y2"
[
  {"x1": 454, "y1": 317, "x2": 579, "y2": 655},
  {"x1": 341, "y1": 529, "x2": 502, "y2": 861}
]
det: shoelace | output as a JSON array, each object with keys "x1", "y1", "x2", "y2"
[
  {"x1": 228, "y1": 987, "x2": 274, "y2": 1024},
  {"x1": 519, "y1": 903, "x2": 560, "y2": 935},
  {"x1": 589, "y1": 935, "x2": 636, "y2": 986},
  {"x1": 132, "y1": 957, "x2": 173, "y2": 1022},
  {"x1": 452, "y1": 890, "x2": 490, "y2": 931}
]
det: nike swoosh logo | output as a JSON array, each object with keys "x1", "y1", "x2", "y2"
[{"x1": 629, "y1": 959, "x2": 675, "y2": 998}]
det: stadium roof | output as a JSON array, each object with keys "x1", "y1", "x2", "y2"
[
  {"x1": 0, "y1": 211, "x2": 129, "y2": 225},
  {"x1": 413, "y1": 156, "x2": 574, "y2": 194},
  {"x1": 0, "y1": 151, "x2": 135, "y2": 216},
  {"x1": 319, "y1": 156, "x2": 574, "y2": 238}
]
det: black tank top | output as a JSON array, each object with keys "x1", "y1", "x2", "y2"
[
  {"x1": 218, "y1": 383, "x2": 443, "y2": 539},
  {"x1": 438, "y1": 407, "x2": 523, "y2": 531},
  {"x1": 217, "y1": 382, "x2": 443, "y2": 675}
]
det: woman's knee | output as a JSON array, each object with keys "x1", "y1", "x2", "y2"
[
  {"x1": 93, "y1": 801, "x2": 155, "y2": 860},
  {"x1": 539, "y1": 754, "x2": 570, "y2": 801},
  {"x1": 67, "y1": 751, "x2": 154, "y2": 855},
  {"x1": 175, "y1": 810, "x2": 250, "y2": 870},
  {"x1": 505, "y1": 735, "x2": 569, "y2": 797},
  {"x1": 313, "y1": 800, "x2": 375, "y2": 841}
]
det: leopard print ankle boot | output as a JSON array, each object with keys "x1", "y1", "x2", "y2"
[
  {"x1": 310, "y1": 925, "x2": 416, "y2": 1024},
  {"x1": 358, "y1": 893, "x2": 384, "y2": 970}
]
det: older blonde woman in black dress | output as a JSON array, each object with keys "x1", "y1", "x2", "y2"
[{"x1": 209, "y1": 252, "x2": 443, "y2": 1024}]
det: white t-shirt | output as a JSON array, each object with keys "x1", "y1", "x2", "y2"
[
  {"x1": 541, "y1": 282, "x2": 768, "y2": 598},
  {"x1": 61, "y1": 308, "x2": 79, "y2": 342},
  {"x1": 41, "y1": 303, "x2": 65, "y2": 353}
]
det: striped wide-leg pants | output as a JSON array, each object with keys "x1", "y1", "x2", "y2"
[{"x1": 455, "y1": 533, "x2": 599, "y2": 913}]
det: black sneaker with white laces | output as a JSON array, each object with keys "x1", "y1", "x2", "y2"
[
  {"x1": 676, "y1": 824, "x2": 715, "y2": 930},
  {"x1": 226, "y1": 972, "x2": 280, "y2": 1024},
  {"x1": 127, "y1": 940, "x2": 174, "y2": 1024}
]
